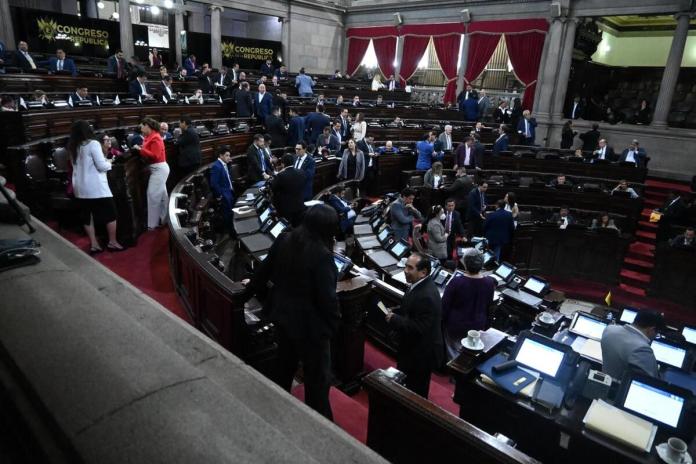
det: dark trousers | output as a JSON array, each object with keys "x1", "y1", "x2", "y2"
[
  {"x1": 467, "y1": 215, "x2": 484, "y2": 239},
  {"x1": 363, "y1": 165, "x2": 379, "y2": 196},
  {"x1": 274, "y1": 326, "x2": 333, "y2": 421},
  {"x1": 398, "y1": 363, "x2": 432, "y2": 399}
]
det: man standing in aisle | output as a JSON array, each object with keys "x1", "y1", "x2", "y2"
[{"x1": 517, "y1": 110, "x2": 537, "y2": 145}]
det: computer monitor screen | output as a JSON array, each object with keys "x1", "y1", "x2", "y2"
[
  {"x1": 651, "y1": 340, "x2": 686, "y2": 369},
  {"x1": 682, "y1": 326, "x2": 696, "y2": 345},
  {"x1": 259, "y1": 207, "x2": 270, "y2": 223},
  {"x1": 391, "y1": 241, "x2": 409, "y2": 258},
  {"x1": 496, "y1": 263, "x2": 514, "y2": 280},
  {"x1": 523, "y1": 276, "x2": 546, "y2": 295},
  {"x1": 620, "y1": 308, "x2": 638, "y2": 324},
  {"x1": 514, "y1": 338, "x2": 565, "y2": 378},
  {"x1": 269, "y1": 221, "x2": 286, "y2": 238},
  {"x1": 378, "y1": 227, "x2": 390, "y2": 242},
  {"x1": 571, "y1": 313, "x2": 608, "y2": 341},
  {"x1": 623, "y1": 379, "x2": 685, "y2": 428}
]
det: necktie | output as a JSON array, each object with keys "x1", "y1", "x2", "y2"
[
  {"x1": 25, "y1": 52, "x2": 36, "y2": 69},
  {"x1": 258, "y1": 149, "x2": 266, "y2": 172},
  {"x1": 220, "y1": 75, "x2": 224, "y2": 85},
  {"x1": 601, "y1": 147, "x2": 605, "y2": 159},
  {"x1": 58, "y1": 60, "x2": 63, "y2": 71},
  {"x1": 295, "y1": 156, "x2": 302, "y2": 169},
  {"x1": 222, "y1": 161, "x2": 233, "y2": 190},
  {"x1": 480, "y1": 192, "x2": 485, "y2": 210}
]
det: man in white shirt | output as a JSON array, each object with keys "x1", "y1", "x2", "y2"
[
  {"x1": 14, "y1": 41, "x2": 37, "y2": 71},
  {"x1": 593, "y1": 138, "x2": 615, "y2": 162},
  {"x1": 438, "y1": 125, "x2": 454, "y2": 151},
  {"x1": 620, "y1": 139, "x2": 646, "y2": 167}
]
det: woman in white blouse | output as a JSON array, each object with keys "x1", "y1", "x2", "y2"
[
  {"x1": 67, "y1": 121, "x2": 124, "y2": 254},
  {"x1": 351, "y1": 113, "x2": 366, "y2": 142}
]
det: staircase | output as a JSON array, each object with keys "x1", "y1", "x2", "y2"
[{"x1": 618, "y1": 178, "x2": 692, "y2": 297}]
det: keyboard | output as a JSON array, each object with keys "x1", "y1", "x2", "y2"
[
  {"x1": 368, "y1": 249, "x2": 398, "y2": 268},
  {"x1": 501, "y1": 288, "x2": 542, "y2": 308}
]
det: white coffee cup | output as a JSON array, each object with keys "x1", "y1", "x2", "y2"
[
  {"x1": 467, "y1": 330, "x2": 481, "y2": 346},
  {"x1": 666, "y1": 437, "x2": 687, "y2": 462},
  {"x1": 539, "y1": 312, "x2": 554, "y2": 324}
]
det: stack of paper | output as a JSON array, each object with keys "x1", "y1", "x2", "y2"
[{"x1": 583, "y1": 399, "x2": 657, "y2": 452}]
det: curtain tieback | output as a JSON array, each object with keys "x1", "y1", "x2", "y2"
[{"x1": 525, "y1": 79, "x2": 538, "y2": 86}]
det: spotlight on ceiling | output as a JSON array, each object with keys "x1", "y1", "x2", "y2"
[
  {"x1": 164, "y1": 0, "x2": 173, "y2": 8},
  {"x1": 151, "y1": 5, "x2": 160, "y2": 15}
]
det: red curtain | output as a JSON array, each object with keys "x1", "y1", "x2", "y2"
[
  {"x1": 469, "y1": 19, "x2": 549, "y2": 34},
  {"x1": 505, "y1": 32, "x2": 546, "y2": 111},
  {"x1": 373, "y1": 36, "x2": 397, "y2": 79},
  {"x1": 464, "y1": 33, "x2": 501, "y2": 84},
  {"x1": 346, "y1": 38, "x2": 371, "y2": 76},
  {"x1": 398, "y1": 36, "x2": 430, "y2": 86},
  {"x1": 433, "y1": 34, "x2": 461, "y2": 105}
]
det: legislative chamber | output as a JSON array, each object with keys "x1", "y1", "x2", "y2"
[{"x1": 1, "y1": 0, "x2": 696, "y2": 462}]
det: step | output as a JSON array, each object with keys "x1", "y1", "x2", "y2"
[
  {"x1": 644, "y1": 198, "x2": 663, "y2": 208},
  {"x1": 635, "y1": 230, "x2": 656, "y2": 241},
  {"x1": 623, "y1": 256, "x2": 655, "y2": 272},
  {"x1": 620, "y1": 269, "x2": 651, "y2": 288},
  {"x1": 637, "y1": 220, "x2": 658, "y2": 230},
  {"x1": 645, "y1": 178, "x2": 693, "y2": 194},
  {"x1": 643, "y1": 190, "x2": 668, "y2": 201},
  {"x1": 619, "y1": 283, "x2": 647, "y2": 297}
]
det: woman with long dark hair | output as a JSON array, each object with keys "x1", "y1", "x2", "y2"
[
  {"x1": 132, "y1": 117, "x2": 169, "y2": 229},
  {"x1": 249, "y1": 204, "x2": 340, "y2": 420},
  {"x1": 67, "y1": 120, "x2": 124, "y2": 254}
]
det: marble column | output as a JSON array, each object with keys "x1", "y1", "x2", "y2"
[
  {"x1": 119, "y1": 0, "x2": 134, "y2": 59},
  {"x1": 280, "y1": 17, "x2": 290, "y2": 70},
  {"x1": 174, "y1": 10, "x2": 184, "y2": 68},
  {"x1": 393, "y1": 36, "x2": 404, "y2": 82},
  {"x1": 533, "y1": 17, "x2": 564, "y2": 119},
  {"x1": 652, "y1": 12, "x2": 692, "y2": 129},
  {"x1": 0, "y1": 0, "x2": 15, "y2": 51},
  {"x1": 551, "y1": 18, "x2": 579, "y2": 119},
  {"x1": 456, "y1": 33, "x2": 469, "y2": 97},
  {"x1": 209, "y1": 5, "x2": 223, "y2": 69}
]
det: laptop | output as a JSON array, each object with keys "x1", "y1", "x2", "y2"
[
  {"x1": 569, "y1": 312, "x2": 608, "y2": 341},
  {"x1": 353, "y1": 223, "x2": 374, "y2": 236},
  {"x1": 377, "y1": 226, "x2": 393, "y2": 245},
  {"x1": 650, "y1": 338, "x2": 688, "y2": 370},
  {"x1": 619, "y1": 375, "x2": 690, "y2": 430},
  {"x1": 356, "y1": 235, "x2": 381, "y2": 249},
  {"x1": 489, "y1": 262, "x2": 516, "y2": 287},
  {"x1": 235, "y1": 217, "x2": 260, "y2": 235},
  {"x1": 240, "y1": 219, "x2": 288, "y2": 253},
  {"x1": 511, "y1": 333, "x2": 569, "y2": 380},
  {"x1": 388, "y1": 239, "x2": 410, "y2": 259}
]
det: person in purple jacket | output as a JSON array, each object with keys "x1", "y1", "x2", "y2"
[{"x1": 441, "y1": 252, "x2": 496, "y2": 360}]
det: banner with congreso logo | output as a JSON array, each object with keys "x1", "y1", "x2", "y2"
[
  {"x1": 11, "y1": 7, "x2": 130, "y2": 58},
  {"x1": 220, "y1": 35, "x2": 281, "y2": 69}
]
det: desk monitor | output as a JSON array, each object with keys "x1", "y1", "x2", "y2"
[
  {"x1": 333, "y1": 254, "x2": 353, "y2": 279},
  {"x1": 682, "y1": 326, "x2": 696, "y2": 345},
  {"x1": 428, "y1": 256, "x2": 440, "y2": 277},
  {"x1": 258, "y1": 207, "x2": 271, "y2": 224},
  {"x1": 371, "y1": 214, "x2": 384, "y2": 230},
  {"x1": 482, "y1": 251, "x2": 496, "y2": 266},
  {"x1": 651, "y1": 339, "x2": 687, "y2": 369},
  {"x1": 253, "y1": 194, "x2": 267, "y2": 210},
  {"x1": 512, "y1": 333, "x2": 567, "y2": 379},
  {"x1": 522, "y1": 275, "x2": 548, "y2": 297},
  {"x1": 259, "y1": 216, "x2": 276, "y2": 234},
  {"x1": 620, "y1": 308, "x2": 638, "y2": 324},
  {"x1": 569, "y1": 312, "x2": 608, "y2": 341},
  {"x1": 389, "y1": 239, "x2": 410, "y2": 259},
  {"x1": 377, "y1": 227, "x2": 392, "y2": 244},
  {"x1": 433, "y1": 269, "x2": 452, "y2": 287},
  {"x1": 620, "y1": 376, "x2": 689, "y2": 429},
  {"x1": 269, "y1": 220, "x2": 287, "y2": 239},
  {"x1": 495, "y1": 262, "x2": 516, "y2": 282}
]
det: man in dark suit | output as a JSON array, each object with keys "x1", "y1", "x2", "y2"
[
  {"x1": 287, "y1": 108, "x2": 306, "y2": 146},
  {"x1": 246, "y1": 134, "x2": 273, "y2": 187},
  {"x1": 274, "y1": 65, "x2": 288, "y2": 80},
  {"x1": 326, "y1": 185, "x2": 356, "y2": 234},
  {"x1": 592, "y1": 138, "x2": 616, "y2": 162},
  {"x1": 467, "y1": 182, "x2": 488, "y2": 238},
  {"x1": 550, "y1": 206, "x2": 576, "y2": 229},
  {"x1": 579, "y1": 123, "x2": 600, "y2": 151},
  {"x1": 214, "y1": 65, "x2": 233, "y2": 98},
  {"x1": 316, "y1": 126, "x2": 340, "y2": 155},
  {"x1": 160, "y1": 75, "x2": 177, "y2": 102},
  {"x1": 107, "y1": 50, "x2": 127, "y2": 79},
  {"x1": 358, "y1": 135, "x2": 379, "y2": 195},
  {"x1": 304, "y1": 104, "x2": 331, "y2": 145},
  {"x1": 183, "y1": 54, "x2": 197, "y2": 75},
  {"x1": 129, "y1": 71, "x2": 152, "y2": 99},
  {"x1": 209, "y1": 145, "x2": 235, "y2": 234},
  {"x1": 265, "y1": 106, "x2": 287, "y2": 148},
  {"x1": 254, "y1": 84, "x2": 274, "y2": 124},
  {"x1": 330, "y1": 120, "x2": 344, "y2": 148},
  {"x1": 126, "y1": 56, "x2": 145, "y2": 81},
  {"x1": 457, "y1": 84, "x2": 478, "y2": 112},
  {"x1": 446, "y1": 168, "x2": 473, "y2": 216},
  {"x1": 43, "y1": 49, "x2": 77, "y2": 76},
  {"x1": 198, "y1": 64, "x2": 213, "y2": 93},
  {"x1": 234, "y1": 82, "x2": 253, "y2": 118},
  {"x1": 293, "y1": 141, "x2": 316, "y2": 201},
  {"x1": 484, "y1": 200, "x2": 515, "y2": 261},
  {"x1": 565, "y1": 95, "x2": 584, "y2": 120},
  {"x1": 70, "y1": 87, "x2": 92, "y2": 105},
  {"x1": 386, "y1": 253, "x2": 444, "y2": 398},
  {"x1": 338, "y1": 108, "x2": 351, "y2": 140},
  {"x1": 670, "y1": 227, "x2": 696, "y2": 250},
  {"x1": 454, "y1": 136, "x2": 482, "y2": 171},
  {"x1": 260, "y1": 58, "x2": 274, "y2": 76},
  {"x1": 492, "y1": 125, "x2": 510, "y2": 156},
  {"x1": 619, "y1": 139, "x2": 647, "y2": 167},
  {"x1": 443, "y1": 198, "x2": 465, "y2": 259},
  {"x1": 176, "y1": 116, "x2": 202, "y2": 178},
  {"x1": 13, "y1": 41, "x2": 37, "y2": 71},
  {"x1": 493, "y1": 101, "x2": 511, "y2": 124},
  {"x1": 517, "y1": 110, "x2": 537, "y2": 145},
  {"x1": 472, "y1": 134, "x2": 486, "y2": 169},
  {"x1": 271, "y1": 154, "x2": 307, "y2": 226}
]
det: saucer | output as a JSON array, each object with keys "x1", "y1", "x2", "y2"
[
  {"x1": 461, "y1": 338, "x2": 485, "y2": 351},
  {"x1": 538, "y1": 313, "x2": 555, "y2": 325},
  {"x1": 656, "y1": 443, "x2": 692, "y2": 464}
]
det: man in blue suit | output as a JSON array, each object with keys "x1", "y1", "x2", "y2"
[
  {"x1": 254, "y1": 84, "x2": 273, "y2": 124},
  {"x1": 293, "y1": 141, "x2": 316, "y2": 201},
  {"x1": 44, "y1": 49, "x2": 78, "y2": 76},
  {"x1": 484, "y1": 200, "x2": 515, "y2": 261},
  {"x1": 619, "y1": 139, "x2": 648, "y2": 168},
  {"x1": 326, "y1": 185, "x2": 356, "y2": 234},
  {"x1": 463, "y1": 95, "x2": 479, "y2": 121},
  {"x1": 517, "y1": 110, "x2": 537, "y2": 145},
  {"x1": 492, "y1": 125, "x2": 510, "y2": 156},
  {"x1": 466, "y1": 182, "x2": 488, "y2": 238},
  {"x1": 129, "y1": 71, "x2": 152, "y2": 99},
  {"x1": 287, "y1": 108, "x2": 306, "y2": 146},
  {"x1": 304, "y1": 104, "x2": 330, "y2": 145},
  {"x1": 209, "y1": 145, "x2": 235, "y2": 235}
]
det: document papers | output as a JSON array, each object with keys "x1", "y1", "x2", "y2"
[
  {"x1": 583, "y1": 399, "x2": 657, "y2": 452},
  {"x1": 571, "y1": 337, "x2": 603, "y2": 363}
]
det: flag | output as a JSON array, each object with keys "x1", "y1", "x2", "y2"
[
  {"x1": 604, "y1": 291, "x2": 612, "y2": 307},
  {"x1": 114, "y1": 95, "x2": 120, "y2": 105},
  {"x1": 19, "y1": 97, "x2": 27, "y2": 110},
  {"x1": 68, "y1": 95, "x2": 73, "y2": 107}
]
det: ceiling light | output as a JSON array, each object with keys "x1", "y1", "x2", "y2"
[
  {"x1": 151, "y1": 5, "x2": 160, "y2": 15},
  {"x1": 164, "y1": 0, "x2": 173, "y2": 8},
  {"x1": 135, "y1": 0, "x2": 144, "y2": 3}
]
